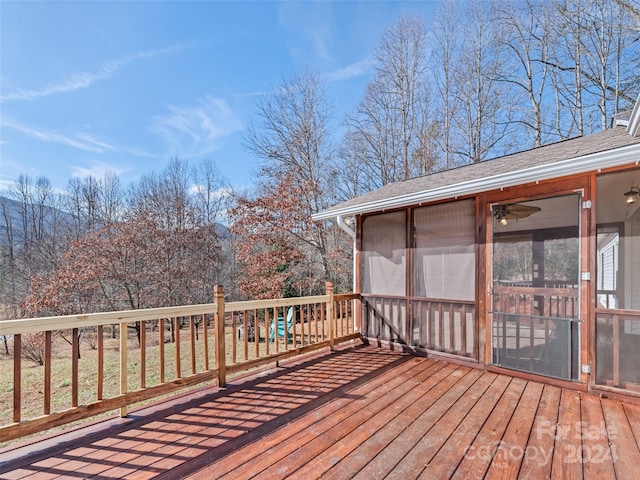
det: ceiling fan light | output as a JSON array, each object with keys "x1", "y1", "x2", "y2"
[
  {"x1": 500, "y1": 217, "x2": 508, "y2": 226},
  {"x1": 624, "y1": 186, "x2": 640, "y2": 204}
]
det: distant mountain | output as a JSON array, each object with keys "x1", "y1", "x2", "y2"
[
  {"x1": 0, "y1": 195, "x2": 74, "y2": 247},
  {"x1": 0, "y1": 195, "x2": 230, "y2": 247}
]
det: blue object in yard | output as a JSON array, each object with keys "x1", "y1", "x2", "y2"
[{"x1": 269, "y1": 307, "x2": 294, "y2": 342}]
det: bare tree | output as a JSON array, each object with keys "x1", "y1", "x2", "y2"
[
  {"x1": 452, "y1": 1, "x2": 516, "y2": 163},
  {"x1": 546, "y1": 0, "x2": 638, "y2": 136},
  {"x1": 343, "y1": 14, "x2": 435, "y2": 187},
  {"x1": 243, "y1": 68, "x2": 338, "y2": 288},
  {"x1": 495, "y1": 0, "x2": 551, "y2": 147},
  {"x1": 432, "y1": 0, "x2": 462, "y2": 169}
]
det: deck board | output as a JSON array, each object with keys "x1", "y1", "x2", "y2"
[{"x1": 1, "y1": 344, "x2": 638, "y2": 480}]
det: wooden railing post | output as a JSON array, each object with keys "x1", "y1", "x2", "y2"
[
  {"x1": 214, "y1": 285, "x2": 226, "y2": 388},
  {"x1": 119, "y1": 322, "x2": 128, "y2": 417},
  {"x1": 326, "y1": 282, "x2": 335, "y2": 351}
]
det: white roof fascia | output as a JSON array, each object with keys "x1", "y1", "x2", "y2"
[
  {"x1": 627, "y1": 93, "x2": 640, "y2": 138},
  {"x1": 313, "y1": 142, "x2": 640, "y2": 221}
]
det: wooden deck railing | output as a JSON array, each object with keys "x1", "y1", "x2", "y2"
[
  {"x1": 0, "y1": 283, "x2": 360, "y2": 442},
  {"x1": 361, "y1": 295, "x2": 477, "y2": 359},
  {"x1": 492, "y1": 286, "x2": 578, "y2": 319},
  {"x1": 595, "y1": 308, "x2": 640, "y2": 392}
]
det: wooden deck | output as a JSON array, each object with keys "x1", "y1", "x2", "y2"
[{"x1": 2, "y1": 343, "x2": 639, "y2": 479}]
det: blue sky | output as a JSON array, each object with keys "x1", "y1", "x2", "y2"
[{"x1": 1, "y1": 1, "x2": 439, "y2": 193}]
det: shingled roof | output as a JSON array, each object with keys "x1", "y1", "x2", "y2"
[{"x1": 314, "y1": 125, "x2": 640, "y2": 220}]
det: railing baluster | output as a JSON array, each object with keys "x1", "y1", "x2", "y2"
[
  {"x1": 97, "y1": 325, "x2": 104, "y2": 400},
  {"x1": 119, "y1": 322, "x2": 128, "y2": 417},
  {"x1": 202, "y1": 314, "x2": 209, "y2": 371},
  {"x1": 174, "y1": 317, "x2": 181, "y2": 379},
  {"x1": 231, "y1": 311, "x2": 237, "y2": 364},
  {"x1": 72, "y1": 328, "x2": 79, "y2": 408},
  {"x1": 190, "y1": 315, "x2": 196, "y2": 375},
  {"x1": 159, "y1": 318, "x2": 165, "y2": 384},
  {"x1": 243, "y1": 310, "x2": 249, "y2": 361},
  {"x1": 254, "y1": 309, "x2": 259, "y2": 359},
  {"x1": 140, "y1": 321, "x2": 146, "y2": 388},
  {"x1": 13, "y1": 334, "x2": 21, "y2": 423},
  {"x1": 613, "y1": 314, "x2": 620, "y2": 386},
  {"x1": 44, "y1": 331, "x2": 51, "y2": 414}
]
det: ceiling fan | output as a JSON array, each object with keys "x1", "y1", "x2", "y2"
[{"x1": 493, "y1": 203, "x2": 541, "y2": 225}]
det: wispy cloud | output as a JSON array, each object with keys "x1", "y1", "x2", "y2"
[
  {"x1": 2, "y1": 119, "x2": 105, "y2": 153},
  {"x1": 70, "y1": 161, "x2": 131, "y2": 179},
  {"x1": 149, "y1": 96, "x2": 243, "y2": 158},
  {"x1": 324, "y1": 58, "x2": 372, "y2": 83},
  {"x1": 0, "y1": 44, "x2": 191, "y2": 102},
  {"x1": 2, "y1": 118, "x2": 155, "y2": 157}
]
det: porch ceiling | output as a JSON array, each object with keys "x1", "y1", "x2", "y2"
[
  {"x1": 315, "y1": 126, "x2": 640, "y2": 220},
  {"x1": 2, "y1": 343, "x2": 639, "y2": 479}
]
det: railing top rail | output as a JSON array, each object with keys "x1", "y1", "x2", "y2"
[
  {"x1": 489, "y1": 311, "x2": 582, "y2": 323},
  {"x1": 334, "y1": 293, "x2": 360, "y2": 301},
  {"x1": 409, "y1": 296, "x2": 476, "y2": 305},
  {"x1": 493, "y1": 286, "x2": 579, "y2": 297},
  {"x1": 595, "y1": 307, "x2": 640, "y2": 317},
  {"x1": 0, "y1": 303, "x2": 219, "y2": 336},
  {"x1": 225, "y1": 295, "x2": 329, "y2": 313},
  {"x1": 0, "y1": 293, "x2": 337, "y2": 336}
]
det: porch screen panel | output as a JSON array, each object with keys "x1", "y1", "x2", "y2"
[
  {"x1": 595, "y1": 171, "x2": 640, "y2": 391},
  {"x1": 411, "y1": 200, "x2": 476, "y2": 358},
  {"x1": 413, "y1": 200, "x2": 476, "y2": 301},
  {"x1": 361, "y1": 211, "x2": 406, "y2": 296}
]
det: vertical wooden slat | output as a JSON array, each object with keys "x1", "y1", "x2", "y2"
[
  {"x1": 449, "y1": 303, "x2": 455, "y2": 353},
  {"x1": 97, "y1": 325, "x2": 104, "y2": 400},
  {"x1": 461, "y1": 305, "x2": 467, "y2": 357},
  {"x1": 428, "y1": 301, "x2": 434, "y2": 350},
  {"x1": 174, "y1": 317, "x2": 181, "y2": 379},
  {"x1": 119, "y1": 322, "x2": 128, "y2": 417},
  {"x1": 530, "y1": 314, "x2": 535, "y2": 373},
  {"x1": 438, "y1": 302, "x2": 444, "y2": 350},
  {"x1": 140, "y1": 321, "x2": 146, "y2": 388},
  {"x1": 231, "y1": 312, "x2": 237, "y2": 363},
  {"x1": 320, "y1": 303, "x2": 325, "y2": 342},
  {"x1": 190, "y1": 315, "x2": 196, "y2": 375},
  {"x1": 159, "y1": 318, "x2": 165, "y2": 384},
  {"x1": 265, "y1": 309, "x2": 270, "y2": 356},
  {"x1": 613, "y1": 314, "x2": 620, "y2": 386},
  {"x1": 254, "y1": 309, "x2": 259, "y2": 358},
  {"x1": 44, "y1": 330, "x2": 52, "y2": 414},
  {"x1": 13, "y1": 334, "x2": 21, "y2": 423},
  {"x1": 72, "y1": 328, "x2": 79, "y2": 408},
  {"x1": 243, "y1": 310, "x2": 249, "y2": 361},
  {"x1": 202, "y1": 314, "x2": 209, "y2": 371},
  {"x1": 214, "y1": 285, "x2": 226, "y2": 388},
  {"x1": 306, "y1": 304, "x2": 311, "y2": 345}
]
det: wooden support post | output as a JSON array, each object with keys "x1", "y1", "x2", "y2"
[
  {"x1": 215, "y1": 285, "x2": 226, "y2": 388},
  {"x1": 120, "y1": 322, "x2": 128, "y2": 417},
  {"x1": 326, "y1": 282, "x2": 335, "y2": 351}
]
